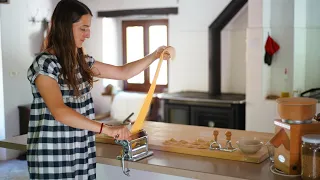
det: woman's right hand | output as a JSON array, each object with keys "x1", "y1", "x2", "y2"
[{"x1": 102, "y1": 125, "x2": 132, "y2": 140}]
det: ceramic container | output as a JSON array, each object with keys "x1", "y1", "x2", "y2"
[{"x1": 236, "y1": 137, "x2": 263, "y2": 154}]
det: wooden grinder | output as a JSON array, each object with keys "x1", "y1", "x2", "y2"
[{"x1": 270, "y1": 97, "x2": 320, "y2": 175}]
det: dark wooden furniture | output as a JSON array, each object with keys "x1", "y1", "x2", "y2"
[
  {"x1": 16, "y1": 104, "x2": 31, "y2": 160},
  {"x1": 158, "y1": 91, "x2": 246, "y2": 130},
  {"x1": 18, "y1": 104, "x2": 31, "y2": 135}
]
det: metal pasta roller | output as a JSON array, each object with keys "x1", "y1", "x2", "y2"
[
  {"x1": 115, "y1": 129, "x2": 153, "y2": 176},
  {"x1": 105, "y1": 113, "x2": 153, "y2": 176}
]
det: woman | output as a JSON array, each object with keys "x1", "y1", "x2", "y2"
[{"x1": 26, "y1": 0, "x2": 170, "y2": 179}]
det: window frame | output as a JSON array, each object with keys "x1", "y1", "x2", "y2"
[{"x1": 122, "y1": 19, "x2": 169, "y2": 93}]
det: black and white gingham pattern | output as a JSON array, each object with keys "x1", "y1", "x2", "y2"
[{"x1": 26, "y1": 52, "x2": 96, "y2": 180}]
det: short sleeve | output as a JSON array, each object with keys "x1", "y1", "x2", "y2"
[
  {"x1": 27, "y1": 55, "x2": 60, "y2": 85},
  {"x1": 85, "y1": 55, "x2": 95, "y2": 68}
]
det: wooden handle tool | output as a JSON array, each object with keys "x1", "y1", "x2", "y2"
[
  {"x1": 213, "y1": 130, "x2": 219, "y2": 142},
  {"x1": 225, "y1": 131, "x2": 232, "y2": 141}
]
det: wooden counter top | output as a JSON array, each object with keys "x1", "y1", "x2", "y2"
[{"x1": 0, "y1": 122, "x2": 301, "y2": 180}]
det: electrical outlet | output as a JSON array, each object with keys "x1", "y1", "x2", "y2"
[{"x1": 9, "y1": 71, "x2": 19, "y2": 77}]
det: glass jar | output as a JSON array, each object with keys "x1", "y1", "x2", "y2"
[{"x1": 301, "y1": 134, "x2": 320, "y2": 180}]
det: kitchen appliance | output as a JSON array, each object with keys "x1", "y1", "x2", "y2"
[
  {"x1": 102, "y1": 118, "x2": 153, "y2": 177},
  {"x1": 115, "y1": 129, "x2": 153, "y2": 176},
  {"x1": 269, "y1": 97, "x2": 320, "y2": 175}
]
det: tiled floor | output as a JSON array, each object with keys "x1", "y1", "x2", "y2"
[{"x1": 0, "y1": 159, "x2": 29, "y2": 180}]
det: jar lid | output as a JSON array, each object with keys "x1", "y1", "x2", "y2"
[{"x1": 302, "y1": 134, "x2": 320, "y2": 144}]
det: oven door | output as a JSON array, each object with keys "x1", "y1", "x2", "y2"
[{"x1": 164, "y1": 104, "x2": 190, "y2": 125}]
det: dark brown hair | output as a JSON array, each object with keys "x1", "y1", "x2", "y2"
[{"x1": 43, "y1": 0, "x2": 94, "y2": 96}]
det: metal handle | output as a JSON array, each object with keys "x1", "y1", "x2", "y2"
[{"x1": 121, "y1": 154, "x2": 130, "y2": 176}]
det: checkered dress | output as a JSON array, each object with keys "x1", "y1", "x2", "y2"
[{"x1": 26, "y1": 52, "x2": 97, "y2": 180}]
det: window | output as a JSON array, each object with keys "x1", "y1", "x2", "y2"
[{"x1": 122, "y1": 19, "x2": 169, "y2": 93}]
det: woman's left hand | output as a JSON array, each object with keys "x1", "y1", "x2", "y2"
[{"x1": 152, "y1": 46, "x2": 171, "y2": 60}]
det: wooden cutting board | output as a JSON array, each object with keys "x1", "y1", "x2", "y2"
[{"x1": 96, "y1": 121, "x2": 274, "y2": 163}]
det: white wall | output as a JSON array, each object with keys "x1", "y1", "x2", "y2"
[
  {"x1": 0, "y1": 7, "x2": 5, "y2": 160},
  {"x1": 263, "y1": 0, "x2": 294, "y2": 96},
  {"x1": 305, "y1": 0, "x2": 320, "y2": 90},
  {"x1": 0, "y1": 0, "x2": 59, "y2": 160},
  {"x1": 221, "y1": 4, "x2": 248, "y2": 94},
  {"x1": 265, "y1": 0, "x2": 320, "y2": 95},
  {"x1": 168, "y1": 0, "x2": 231, "y2": 93},
  {"x1": 293, "y1": 0, "x2": 307, "y2": 93},
  {"x1": 245, "y1": 0, "x2": 278, "y2": 133}
]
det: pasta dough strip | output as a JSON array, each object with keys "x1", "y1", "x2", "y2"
[{"x1": 130, "y1": 46, "x2": 175, "y2": 134}]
